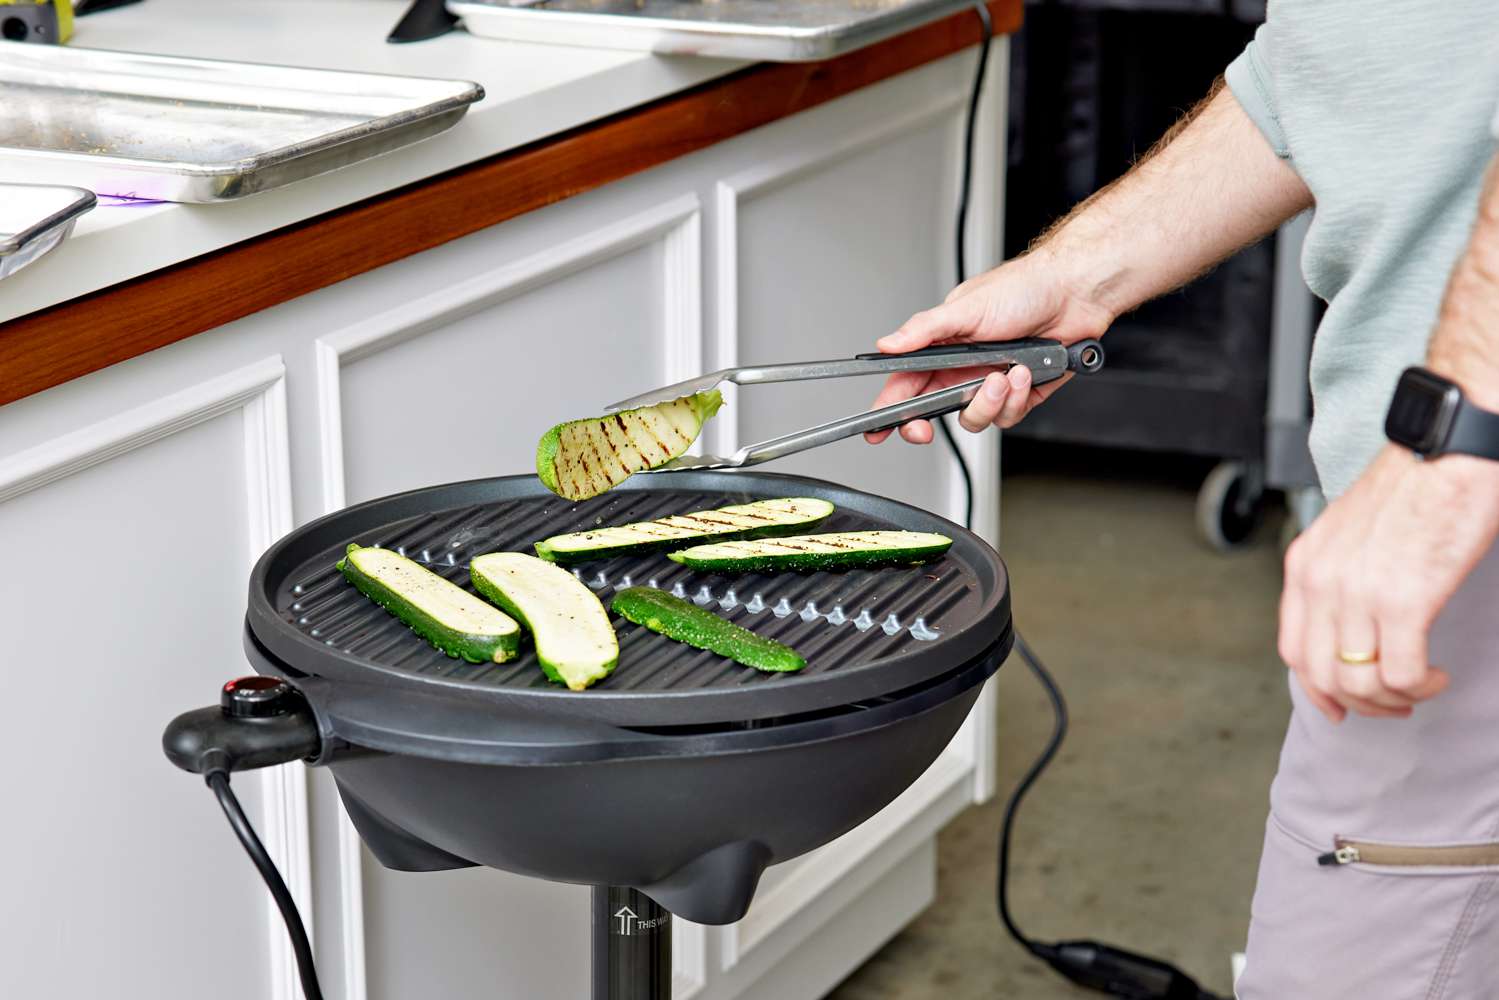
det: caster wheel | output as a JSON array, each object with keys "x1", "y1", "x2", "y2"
[{"x1": 1196, "y1": 460, "x2": 1266, "y2": 552}]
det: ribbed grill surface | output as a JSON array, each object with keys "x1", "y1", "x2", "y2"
[{"x1": 275, "y1": 486, "x2": 985, "y2": 696}]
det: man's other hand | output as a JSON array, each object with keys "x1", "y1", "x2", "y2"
[{"x1": 1278, "y1": 445, "x2": 1499, "y2": 721}]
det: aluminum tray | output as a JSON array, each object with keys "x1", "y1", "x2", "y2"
[
  {"x1": 0, "y1": 45, "x2": 484, "y2": 203},
  {"x1": 0, "y1": 184, "x2": 96, "y2": 280},
  {"x1": 448, "y1": 0, "x2": 976, "y2": 61}
]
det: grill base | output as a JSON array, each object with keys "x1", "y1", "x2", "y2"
[{"x1": 315, "y1": 648, "x2": 1001, "y2": 924}]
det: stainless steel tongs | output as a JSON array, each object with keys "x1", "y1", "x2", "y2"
[{"x1": 604, "y1": 337, "x2": 1105, "y2": 473}]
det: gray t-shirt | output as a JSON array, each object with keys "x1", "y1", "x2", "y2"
[{"x1": 1224, "y1": 1, "x2": 1499, "y2": 497}]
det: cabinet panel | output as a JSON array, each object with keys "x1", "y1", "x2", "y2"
[
  {"x1": 339, "y1": 242, "x2": 666, "y2": 500},
  {"x1": 726, "y1": 108, "x2": 963, "y2": 518},
  {"x1": 0, "y1": 365, "x2": 299, "y2": 1000}
]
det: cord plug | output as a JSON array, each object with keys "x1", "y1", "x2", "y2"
[{"x1": 1034, "y1": 940, "x2": 1229, "y2": 1000}]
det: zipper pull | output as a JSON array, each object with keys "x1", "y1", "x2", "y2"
[{"x1": 1317, "y1": 845, "x2": 1361, "y2": 866}]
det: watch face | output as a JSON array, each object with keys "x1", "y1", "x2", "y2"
[{"x1": 1385, "y1": 368, "x2": 1460, "y2": 454}]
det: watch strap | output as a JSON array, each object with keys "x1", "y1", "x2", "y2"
[{"x1": 1445, "y1": 396, "x2": 1499, "y2": 461}]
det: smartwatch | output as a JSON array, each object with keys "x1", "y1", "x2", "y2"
[{"x1": 1384, "y1": 367, "x2": 1499, "y2": 460}]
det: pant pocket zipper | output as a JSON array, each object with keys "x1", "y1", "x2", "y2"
[{"x1": 1318, "y1": 838, "x2": 1499, "y2": 868}]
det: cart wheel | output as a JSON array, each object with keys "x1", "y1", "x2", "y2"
[{"x1": 1196, "y1": 461, "x2": 1265, "y2": 552}]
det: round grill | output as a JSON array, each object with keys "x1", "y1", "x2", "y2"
[{"x1": 247, "y1": 471, "x2": 1010, "y2": 726}]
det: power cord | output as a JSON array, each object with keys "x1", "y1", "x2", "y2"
[
  {"x1": 208, "y1": 771, "x2": 325, "y2": 1000},
  {"x1": 948, "y1": 8, "x2": 1229, "y2": 999}
]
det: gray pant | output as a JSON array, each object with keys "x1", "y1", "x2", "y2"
[{"x1": 1237, "y1": 547, "x2": 1499, "y2": 998}]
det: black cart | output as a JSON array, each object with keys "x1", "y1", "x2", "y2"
[{"x1": 1003, "y1": 0, "x2": 1322, "y2": 548}]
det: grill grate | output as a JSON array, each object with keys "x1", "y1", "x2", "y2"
[{"x1": 250, "y1": 474, "x2": 1008, "y2": 725}]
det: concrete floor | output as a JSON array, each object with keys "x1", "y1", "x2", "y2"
[{"x1": 827, "y1": 449, "x2": 1292, "y2": 999}]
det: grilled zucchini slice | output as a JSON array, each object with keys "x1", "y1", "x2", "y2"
[
  {"x1": 536, "y1": 391, "x2": 723, "y2": 501},
  {"x1": 470, "y1": 552, "x2": 619, "y2": 690},
  {"x1": 667, "y1": 531, "x2": 952, "y2": 573},
  {"x1": 612, "y1": 587, "x2": 805, "y2": 673},
  {"x1": 534, "y1": 497, "x2": 835, "y2": 565},
  {"x1": 336, "y1": 544, "x2": 521, "y2": 664}
]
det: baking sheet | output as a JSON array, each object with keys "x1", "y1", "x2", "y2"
[
  {"x1": 0, "y1": 43, "x2": 484, "y2": 203},
  {"x1": 0, "y1": 184, "x2": 96, "y2": 280},
  {"x1": 449, "y1": 0, "x2": 976, "y2": 61}
]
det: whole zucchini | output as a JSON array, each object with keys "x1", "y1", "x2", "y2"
[{"x1": 612, "y1": 587, "x2": 805, "y2": 673}]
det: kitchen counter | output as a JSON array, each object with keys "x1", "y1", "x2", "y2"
[
  {"x1": 0, "y1": 0, "x2": 750, "y2": 326},
  {"x1": 0, "y1": 0, "x2": 1019, "y2": 407}
]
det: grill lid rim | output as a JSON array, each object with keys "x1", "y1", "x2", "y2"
[{"x1": 246, "y1": 471, "x2": 1010, "y2": 727}]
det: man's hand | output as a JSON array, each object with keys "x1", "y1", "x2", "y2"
[
  {"x1": 1279, "y1": 447, "x2": 1499, "y2": 721},
  {"x1": 864, "y1": 83, "x2": 1311, "y2": 445},
  {"x1": 863, "y1": 249, "x2": 1113, "y2": 444}
]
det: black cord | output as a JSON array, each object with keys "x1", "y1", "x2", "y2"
[
  {"x1": 933, "y1": 0, "x2": 992, "y2": 533},
  {"x1": 955, "y1": 1, "x2": 993, "y2": 286},
  {"x1": 996, "y1": 633, "x2": 1067, "y2": 955},
  {"x1": 947, "y1": 7, "x2": 1228, "y2": 999},
  {"x1": 208, "y1": 771, "x2": 325, "y2": 1000}
]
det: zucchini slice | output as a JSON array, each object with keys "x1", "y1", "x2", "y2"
[
  {"x1": 470, "y1": 552, "x2": 619, "y2": 690},
  {"x1": 536, "y1": 391, "x2": 724, "y2": 501},
  {"x1": 336, "y1": 544, "x2": 521, "y2": 664},
  {"x1": 534, "y1": 497, "x2": 835, "y2": 565},
  {"x1": 612, "y1": 587, "x2": 805, "y2": 673},
  {"x1": 667, "y1": 531, "x2": 953, "y2": 573}
]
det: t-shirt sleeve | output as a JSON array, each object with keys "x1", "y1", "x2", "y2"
[{"x1": 1225, "y1": 23, "x2": 1291, "y2": 159}]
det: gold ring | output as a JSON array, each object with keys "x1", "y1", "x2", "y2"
[{"x1": 1338, "y1": 649, "x2": 1379, "y2": 665}]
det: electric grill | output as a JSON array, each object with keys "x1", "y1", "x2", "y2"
[{"x1": 164, "y1": 470, "x2": 1012, "y2": 999}]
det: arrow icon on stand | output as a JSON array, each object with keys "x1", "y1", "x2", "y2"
[{"x1": 614, "y1": 906, "x2": 638, "y2": 935}]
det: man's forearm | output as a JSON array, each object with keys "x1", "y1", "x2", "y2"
[
  {"x1": 1035, "y1": 82, "x2": 1314, "y2": 321},
  {"x1": 1428, "y1": 157, "x2": 1499, "y2": 412}
]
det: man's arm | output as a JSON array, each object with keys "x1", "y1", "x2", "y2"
[
  {"x1": 867, "y1": 83, "x2": 1312, "y2": 442},
  {"x1": 1429, "y1": 161, "x2": 1499, "y2": 409},
  {"x1": 1036, "y1": 80, "x2": 1313, "y2": 321},
  {"x1": 1279, "y1": 157, "x2": 1499, "y2": 721}
]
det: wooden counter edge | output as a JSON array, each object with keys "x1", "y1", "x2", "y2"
[{"x1": 0, "y1": 1, "x2": 1020, "y2": 408}]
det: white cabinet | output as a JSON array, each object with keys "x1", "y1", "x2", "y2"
[
  {"x1": 0, "y1": 43, "x2": 1005, "y2": 1000},
  {"x1": 0, "y1": 361, "x2": 308, "y2": 1000}
]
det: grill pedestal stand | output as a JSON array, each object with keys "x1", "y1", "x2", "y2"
[{"x1": 593, "y1": 887, "x2": 672, "y2": 1000}]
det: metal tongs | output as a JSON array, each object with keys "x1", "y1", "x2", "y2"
[{"x1": 604, "y1": 337, "x2": 1106, "y2": 473}]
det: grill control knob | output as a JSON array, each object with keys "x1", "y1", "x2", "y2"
[{"x1": 221, "y1": 676, "x2": 297, "y2": 719}]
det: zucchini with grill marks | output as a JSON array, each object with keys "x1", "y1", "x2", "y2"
[
  {"x1": 534, "y1": 497, "x2": 834, "y2": 565},
  {"x1": 336, "y1": 544, "x2": 521, "y2": 664},
  {"x1": 612, "y1": 587, "x2": 805, "y2": 673},
  {"x1": 470, "y1": 552, "x2": 619, "y2": 691},
  {"x1": 537, "y1": 391, "x2": 724, "y2": 501},
  {"x1": 667, "y1": 531, "x2": 953, "y2": 573}
]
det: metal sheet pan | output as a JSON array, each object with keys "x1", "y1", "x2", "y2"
[
  {"x1": 449, "y1": 0, "x2": 976, "y2": 61},
  {"x1": 0, "y1": 43, "x2": 484, "y2": 203},
  {"x1": 0, "y1": 184, "x2": 96, "y2": 280}
]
